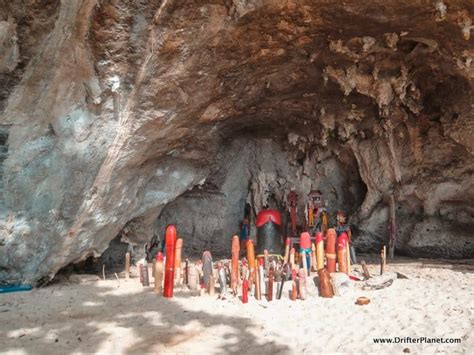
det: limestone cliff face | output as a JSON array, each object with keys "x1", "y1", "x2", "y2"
[{"x1": 0, "y1": 0, "x2": 473, "y2": 283}]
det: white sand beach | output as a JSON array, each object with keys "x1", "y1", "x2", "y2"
[{"x1": 1, "y1": 258, "x2": 472, "y2": 354}]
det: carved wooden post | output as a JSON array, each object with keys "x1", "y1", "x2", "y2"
[
  {"x1": 318, "y1": 268, "x2": 334, "y2": 298},
  {"x1": 337, "y1": 232, "x2": 349, "y2": 275},
  {"x1": 255, "y1": 258, "x2": 261, "y2": 300},
  {"x1": 163, "y1": 225, "x2": 177, "y2": 298},
  {"x1": 184, "y1": 258, "x2": 189, "y2": 285},
  {"x1": 246, "y1": 240, "x2": 256, "y2": 290},
  {"x1": 289, "y1": 247, "x2": 295, "y2": 268},
  {"x1": 218, "y1": 262, "x2": 227, "y2": 295},
  {"x1": 231, "y1": 235, "x2": 240, "y2": 295},
  {"x1": 326, "y1": 228, "x2": 337, "y2": 273},
  {"x1": 380, "y1": 246, "x2": 386, "y2": 275},
  {"x1": 202, "y1": 251, "x2": 213, "y2": 295},
  {"x1": 311, "y1": 243, "x2": 317, "y2": 272},
  {"x1": 258, "y1": 258, "x2": 265, "y2": 297},
  {"x1": 291, "y1": 268, "x2": 297, "y2": 301},
  {"x1": 143, "y1": 260, "x2": 150, "y2": 286},
  {"x1": 242, "y1": 277, "x2": 249, "y2": 304},
  {"x1": 298, "y1": 268, "x2": 307, "y2": 300},
  {"x1": 283, "y1": 238, "x2": 290, "y2": 264},
  {"x1": 267, "y1": 266, "x2": 274, "y2": 301},
  {"x1": 316, "y1": 232, "x2": 325, "y2": 270},
  {"x1": 346, "y1": 243, "x2": 351, "y2": 275},
  {"x1": 154, "y1": 252, "x2": 164, "y2": 294},
  {"x1": 187, "y1": 264, "x2": 199, "y2": 290},
  {"x1": 208, "y1": 275, "x2": 215, "y2": 296},
  {"x1": 361, "y1": 260, "x2": 371, "y2": 279},
  {"x1": 174, "y1": 238, "x2": 183, "y2": 285},
  {"x1": 125, "y1": 252, "x2": 130, "y2": 279}
]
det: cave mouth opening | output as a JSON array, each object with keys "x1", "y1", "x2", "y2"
[
  {"x1": 73, "y1": 123, "x2": 369, "y2": 274},
  {"x1": 73, "y1": 0, "x2": 473, "y2": 273},
  {"x1": 153, "y1": 128, "x2": 368, "y2": 258}
]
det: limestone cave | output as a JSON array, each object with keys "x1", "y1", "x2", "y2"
[
  {"x1": 0, "y1": 0, "x2": 473, "y2": 282},
  {"x1": 1, "y1": 1, "x2": 474, "y2": 354}
]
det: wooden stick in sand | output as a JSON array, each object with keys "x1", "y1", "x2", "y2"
[
  {"x1": 291, "y1": 268, "x2": 298, "y2": 301},
  {"x1": 231, "y1": 235, "x2": 240, "y2": 295},
  {"x1": 289, "y1": 247, "x2": 295, "y2": 269},
  {"x1": 208, "y1": 275, "x2": 215, "y2": 296},
  {"x1": 277, "y1": 263, "x2": 290, "y2": 300},
  {"x1": 388, "y1": 194, "x2": 396, "y2": 259},
  {"x1": 336, "y1": 232, "x2": 349, "y2": 275},
  {"x1": 298, "y1": 268, "x2": 307, "y2": 300},
  {"x1": 259, "y1": 258, "x2": 265, "y2": 296},
  {"x1": 154, "y1": 252, "x2": 164, "y2": 294},
  {"x1": 125, "y1": 252, "x2": 130, "y2": 279},
  {"x1": 275, "y1": 269, "x2": 282, "y2": 300},
  {"x1": 301, "y1": 250, "x2": 308, "y2": 276},
  {"x1": 255, "y1": 258, "x2": 261, "y2": 300},
  {"x1": 184, "y1": 258, "x2": 189, "y2": 285},
  {"x1": 241, "y1": 260, "x2": 248, "y2": 284},
  {"x1": 283, "y1": 238, "x2": 290, "y2": 264},
  {"x1": 139, "y1": 262, "x2": 144, "y2": 285},
  {"x1": 326, "y1": 229, "x2": 337, "y2": 273},
  {"x1": 346, "y1": 243, "x2": 351, "y2": 275},
  {"x1": 267, "y1": 266, "x2": 274, "y2": 301},
  {"x1": 188, "y1": 264, "x2": 199, "y2": 290},
  {"x1": 360, "y1": 260, "x2": 371, "y2": 279},
  {"x1": 242, "y1": 271, "x2": 249, "y2": 304},
  {"x1": 246, "y1": 240, "x2": 256, "y2": 290},
  {"x1": 163, "y1": 225, "x2": 177, "y2": 298},
  {"x1": 380, "y1": 246, "x2": 386, "y2": 275},
  {"x1": 315, "y1": 232, "x2": 325, "y2": 270},
  {"x1": 318, "y1": 268, "x2": 334, "y2": 298},
  {"x1": 218, "y1": 262, "x2": 227, "y2": 295},
  {"x1": 174, "y1": 238, "x2": 183, "y2": 285},
  {"x1": 143, "y1": 260, "x2": 150, "y2": 286},
  {"x1": 202, "y1": 251, "x2": 213, "y2": 288},
  {"x1": 237, "y1": 256, "x2": 241, "y2": 286},
  {"x1": 311, "y1": 243, "x2": 317, "y2": 272}
]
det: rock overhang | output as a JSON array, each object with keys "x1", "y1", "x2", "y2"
[{"x1": 0, "y1": 0, "x2": 473, "y2": 283}]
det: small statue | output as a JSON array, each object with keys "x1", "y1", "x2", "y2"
[
  {"x1": 239, "y1": 203, "x2": 251, "y2": 250},
  {"x1": 321, "y1": 209, "x2": 328, "y2": 234},
  {"x1": 288, "y1": 190, "x2": 298, "y2": 237},
  {"x1": 256, "y1": 209, "x2": 283, "y2": 257},
  {"x1": 305, "y1": 190, "x2": 326, "y2": 233},
  {"x1": 239, "y1": 217, "x2": 250, "y2": 250},
  {"x1": 335, "y1": 211, "x2": 350, "y2": 236}
]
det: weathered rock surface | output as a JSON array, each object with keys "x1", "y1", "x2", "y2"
[{"x1": 0, "y1": 0, "x2": 473, "y2": 283}]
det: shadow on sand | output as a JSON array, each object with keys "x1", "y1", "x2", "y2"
[{"x1": 0, "y1": 279, "x2": 291, "y2": 354}]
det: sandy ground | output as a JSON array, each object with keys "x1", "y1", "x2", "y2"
[{"x1": 1, "y1": 257, "x2": 473, "y2": 355}]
